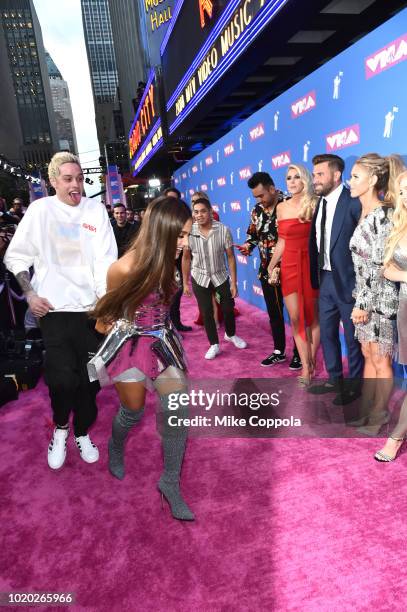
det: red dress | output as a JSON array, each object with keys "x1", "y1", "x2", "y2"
[{"x1": 278, "y1": 218, "x2": 318, "y2": 341}]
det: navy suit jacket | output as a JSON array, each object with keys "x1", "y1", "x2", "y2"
[{"x1": 309, "y1": 187, "x2": 361, "y2": 304}]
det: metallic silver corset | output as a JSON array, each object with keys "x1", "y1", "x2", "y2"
[
  {"x1": 87, "y1": 295, "x2": 186, "y2": 386},
  {"x1": 130, "y1": 297, "x2": 169, "y2": 330},
  {"x1": 393, "y1": 244, "x2": 407, "y2": 298}
]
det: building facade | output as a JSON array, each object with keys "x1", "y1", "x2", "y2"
[
  {"x1": 0, "y1": 0, "x2": 58, "y2": 170},
  {"x1": 46, "y1": 52, "x2": 78, "y2": 153},
  {"x1": 80, "y1": 0, "x2": 118, "y2": 153}
]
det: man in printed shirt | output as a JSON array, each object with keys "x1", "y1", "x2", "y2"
[
  {"x1": 5, "y1": 152, "x2": 117, "y2": 470},
  {"x1": 237, "y1": 172, "x2": 300, "y2": 368},
  {"x1": 183, "y1": 197, "x2": 247, "y2": 360}
]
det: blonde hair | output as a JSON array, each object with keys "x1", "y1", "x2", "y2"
[
  {"x1": 384, "y1": 170, "x2": 407, "y2": 265},
  {"x1": 385, "y1": 154, "x2": 406, "y2": 204},
  {"x1": 286, "y1": 164, "x2": 317, "y2": 222},
  {"x1": 48, "y1": 151, "x2": 81, "y2": 181},
  {"x1": 354, "y1": 153, "x2": 402, "y2": 204}
]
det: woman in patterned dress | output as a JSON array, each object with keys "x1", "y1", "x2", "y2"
[{"x1": 349, "y1": 154, "x2": 400, "y2": 435}]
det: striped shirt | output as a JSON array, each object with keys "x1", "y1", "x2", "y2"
[{"x1": 188, "y1": 220, "x2": 233, "y2": 288}]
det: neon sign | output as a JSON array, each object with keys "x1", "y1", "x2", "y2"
[
  {"x1": 164, "y1": 0, "x2": 289, "y2": 134},
  {"x1": 144, "y1": 0, "x2": 172, "y2": 32},
  {"x1": 199, "y1": 0, "x2": 214, "y2": 27}
]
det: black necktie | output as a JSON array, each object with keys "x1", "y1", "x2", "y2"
[{"x1": 318, "y1": 198, "x2": 327, "y2": 269}]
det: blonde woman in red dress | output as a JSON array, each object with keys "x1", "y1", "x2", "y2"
[{"x1": 268, "y1": 164, "x2": 319, "y2": 386}]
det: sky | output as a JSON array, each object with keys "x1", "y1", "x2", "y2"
[{"x1": 33, "y1": 0, "x2": 101, "y2": 196}]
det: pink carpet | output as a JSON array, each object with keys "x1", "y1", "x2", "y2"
[{"x1": 1, "y1": 296, "x2": 406, "y2": 611}]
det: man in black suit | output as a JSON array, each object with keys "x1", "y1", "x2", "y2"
[{"x1": 308, "y1": 154, "x2": 363, "y2": 404}]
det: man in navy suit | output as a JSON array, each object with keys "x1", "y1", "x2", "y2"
[{"x1": 308, "y1": 154, "x2": 363, "y2": 404}]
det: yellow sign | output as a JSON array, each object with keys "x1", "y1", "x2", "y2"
[{"x1": 144, "y1": 0, "x2": 172, "y2": 32}]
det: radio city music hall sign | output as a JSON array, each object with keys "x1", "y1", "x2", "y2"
[{"x1": 129, "y1": 84, "x2": 156, "y2": 159}]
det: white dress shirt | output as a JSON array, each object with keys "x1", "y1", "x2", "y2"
[{"x1": 315, "y1": 183, "x2": 344, "y2": 271}]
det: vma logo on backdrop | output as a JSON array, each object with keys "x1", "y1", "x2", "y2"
[
  {"x1": 230, "y1": 201, "x2": 241, "y2": 211},
  {"x1": 365, "y1": 34, "x2": 407, "y2": 79},
  {"x1": 205, "y1": 156, "x2": 213, "y2": 166},
  {"x1": 249, "y1": 123, "x2": 265, "y2": 141},
  {"x1": 253, "y1": 285, "x2": 264, "y2": 297},
  {"x1": 239, "y1": 167, "x2": 252, "y2": 180},
  {"x1": 237, "y1": 255, "x2": 247, "y2": 265},
  {"x1": 192, "y1": 165, "x2": 198, "y2": 173},
  {"x1": 326, "y1": 124, "x2": 360, "y2": 152},
  {"x1": 217, "y1": 177, "x2": 226, "y2": 187},
  {"x1": 224, "y1": 143, "x2": 235, "y2": 156},
  {"x1": 291, "y1": 91, "x2": 316, "y2": 118},
  {"x1": 272, "y1": 151, "x2": 291, "y2": 169}
]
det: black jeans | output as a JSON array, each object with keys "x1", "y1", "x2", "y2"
[
  {"x1": 40, "y1": 312, "x2": 101, "y2": 437},
  {"x1": 192, "y1": 278, "x2": 235, "y2": 345},
  {"x1": 170, "y1": 254, "x2": 183, "y2": 327},
  {"x1": 260, "y1": 278, "x2": 299, "y2": 358}
]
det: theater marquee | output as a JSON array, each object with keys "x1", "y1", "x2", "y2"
[
  {"x1": 129, "y1": 69, "x2": 164, "y2": 175},
  {"x1": 162, "y1": 0, "x2": 290, "y2": 135}
]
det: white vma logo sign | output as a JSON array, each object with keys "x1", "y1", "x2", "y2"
[
  {"x1": 291, "y1": 91, "x2": 316, "y2": 118},
  {"x1": 272, "y1": 151, "x2": 291, "y2": 169},
  {"x1": 326, "y1": 124, "x2": 360, "y2": 152},
  {"x1": 365, "y1": 34, "x2": 407, "y2": 79},
  {"x1": 252, "y1": 285, "x2": 263, "y2": 296}
]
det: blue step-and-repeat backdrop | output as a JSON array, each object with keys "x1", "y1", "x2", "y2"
[{"x1": 174, "y1": 9, "x2": 407, "y2": 371}]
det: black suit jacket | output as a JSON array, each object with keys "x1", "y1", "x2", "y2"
[{"x1": 309, "y1": 187, "x2": 361, "y2": 304}]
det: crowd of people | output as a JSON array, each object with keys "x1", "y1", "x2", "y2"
[{"x1": 2, "y1": 148, "x2": 407, "y2": 524}]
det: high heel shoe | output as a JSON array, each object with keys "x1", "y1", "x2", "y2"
[
  {"x1": 298, "y1": 366, "x2": 313, "y2": 388},
  {"x1": 357, "y1": 411, "x2": 390, "y2": 437},
  {"x1": 374, "y1": 436, "x2": 406, "y2": 462},
  {"x1": 158, "y1": 477, "x2": 195, "y2": 521},
  {"x1": 298, "y1": 375, "x2": 312, "y2": 388}
]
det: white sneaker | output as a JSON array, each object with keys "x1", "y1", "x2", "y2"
[
  {"x1": 48, "y1": 427, "x2": 69, "y2": 470},
  {"x1": 224, "y1": 333, "x2": 247, "y2": 349},
  {"x1": 205, "y1": 344, "x2": 220, "y2": 360},
  {"x1": 75, "y1": 435, "x2": 99, "y2": 464}
]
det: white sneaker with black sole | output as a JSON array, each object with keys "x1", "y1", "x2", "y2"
[
  {"x1": 261, "y1": 352, "x2": 286, "y2": 367},
  {"x1": 75, "y1": 435, "x2": 99, "y2": 464},
  {"x1": 48, "y1": 427, "x2": 69, "y2": 470},
  {"x1": 224, "y1": 333, "x2": 247, "y2": 349},
  {"x1": 205, "y1": 344, "x2": 220, "y2": 360}
]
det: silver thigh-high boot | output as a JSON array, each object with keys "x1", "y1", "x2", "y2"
[
  {"x1": 108, "y1": 405, "x2": 144, "y2": 480},
  {"x1": 157, "y1": 393, "x2": 194, "y2": 521}
]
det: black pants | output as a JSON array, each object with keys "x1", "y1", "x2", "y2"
[
  {"x1": 260, "y1": 278, "x2": 299, "y2": 357},
  {"x1": 170, "y1": 255, "x2": 183, "y2": 327},
  {"x1": 40, "y1": 312, "x2": 101, "y2": 437},
  {"x1": 192, "y1": 278, "x2": 235, "y2": 345}
]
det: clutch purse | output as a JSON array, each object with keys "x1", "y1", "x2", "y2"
[{"x1": 269, "y1": 266, "x2": 280, "y2": 286}]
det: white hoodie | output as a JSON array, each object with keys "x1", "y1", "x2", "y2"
[{"x1": 5, "y1": 195, "x2": 118, "y2": 311}]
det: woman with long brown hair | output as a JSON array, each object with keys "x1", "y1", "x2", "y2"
[{"x1": 88, "y1": 196, "x2": 194, "y2": 520}]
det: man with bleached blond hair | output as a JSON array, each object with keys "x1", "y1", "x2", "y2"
[{"x1": 5, "y1": 152, "x2": 117, "y2": 470}]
